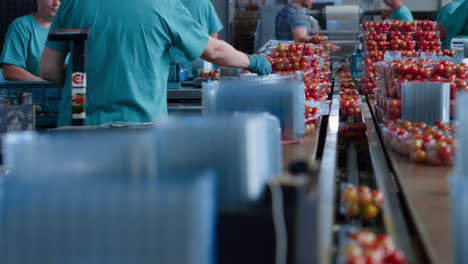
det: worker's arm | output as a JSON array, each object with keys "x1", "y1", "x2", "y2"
[
  {"x1": 210, "y1": 32, "x2": 218, "y2": 38},
  {"x1": 327, "y1": 41, "x2": 342, "y2": 52},
  {"x1": 290, "y1": 27, "x2": 308, "y2": 43},
  {"x1": 2, "y1": 64, "x2": 43, "y2": 81},
  {"x1": 40, "y1": 47, "x2": 67, "y2": 87},
  {"x1": 201, "y1": 37, "x2": 271, "y2": 75},
  {"x1": 201, "y1": 37, "x2": 250, "y2": 68},
  {"x1": 439, "y1": 0, "x2": 468, "y2": 39}
]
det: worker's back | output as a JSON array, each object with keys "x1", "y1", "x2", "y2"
[
  {"x1": 169, "y1": 0, "x2": 223, "y2": 77},
  {"x1": 46, "y1": 0, "x2": 209, "y2": 126}
]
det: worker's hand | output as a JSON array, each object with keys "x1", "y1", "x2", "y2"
[
  {"x1": 326, "y1": 41, "x2": 342, "y2": 52},
  {"x1": 439, "y1": 23, "x2": 447, "y2": 39},
  {"x1": 380, "y1": 8, "x2": 392, "y2": 20},
  {"x1": 246, "y1": 54, "x2": 272, "y2": 76}
]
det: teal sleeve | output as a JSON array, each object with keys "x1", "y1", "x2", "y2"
[
  {"x1": 390, "y1": 6, "x2": 414, "y2": 22},
  {"x1": 163, "y1": 1, "x2": 210, "y2": 61},
  {"x1": 45, "y1": 1, "x2": 71, "y2": 53},
  {"x1": 442, "y1": 1, "x2": 468, "y2": 38},
  {"x1": 0, "y1": 19, "x2": 29, "y2": 68},
  {"x1": 206, "y1": 2, "x2": 223, "y2": 35}
]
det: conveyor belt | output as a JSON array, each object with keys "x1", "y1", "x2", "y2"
[
  {"x1": 367, "y1": 96, "x2": 452, "y2": 264},
  {"x1": 281, "y1": 117, "x2": 322, "y2": 174},
  {"x1": 362, "y1": 98, "x2": 432, "y2": 264}
]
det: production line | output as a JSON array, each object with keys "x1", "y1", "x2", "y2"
[{"x1": 0, "y1": 0, "x2": 468, "y2": 263}]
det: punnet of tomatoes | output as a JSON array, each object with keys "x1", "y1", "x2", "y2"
[
  {"x1": 381, "y1": 120, "x2": 456, "y2": 166},
  {"x1": 340, "y1": 229, "x2": 407, "y2": 264},
  {"x1": 340, "y1": 184, "x2": 384, "y2": 220}
]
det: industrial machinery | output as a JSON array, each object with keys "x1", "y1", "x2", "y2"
[{"x1": 451, "y1": 37, "x2": 468, "y2": 59}]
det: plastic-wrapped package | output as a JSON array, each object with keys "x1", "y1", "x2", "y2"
[
  {"x1": 3, "y1": 129, "x2": 159, "y2": 178},
  {"x1": 455, "y1": 92, "x2": 468, "y2": 175},
  {"x1": 1, "y1": 131, "x2": 216, "y2": 264},
  {"x1": 305, "y1": 100, "x2": 330, "y2": 115},
  {"x1": 449, "y1": 176, "x2": 468, "y2": 264},
  {"x1": 402, "y1": 82, "x2": 450, "y2": 124},
  {"x1": 263, "y1": 40, "x2": 295, "y2": 50},
  {"x1": 203, "y1": 73, "x2": 305, "y2": 141},
  {"x1": 154, "y1": 113, "x2": 282, "y2": 211}
]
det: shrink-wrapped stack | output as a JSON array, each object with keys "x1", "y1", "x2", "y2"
[
  {"x1": 203, "y1": 73, "x2": 305, "y2": 141},
  {"x1": 1, "y1": 130, "x2": 216, "y2": 264},
  {"x1": 154, "y1": 113, "x2": 282, "y2": 210}
]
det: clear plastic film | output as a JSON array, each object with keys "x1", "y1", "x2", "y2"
[
  {"x1": 402, "y1": 82, "x2": 450, "y2": 124},
  {"x1": 203, "y1": 73, "x2": 305, "y2": 141},
  {"x1": 154, "y1": 113, "x2": 282, "y2": 211},
  {"x1": 449, "y1": 176, "x2": 468, "y2": 264},
  {"x1": 1, "y1": 130, "x2": 216, "y2": 264}
]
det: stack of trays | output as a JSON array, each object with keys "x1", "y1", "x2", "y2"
[
  {"x1": 455, "y1": 92, "x2": 468, "y2": 175},
  {"x1": 203, "y1": 73, "x2": 305, "y2": 141},
  {"x1": 450, "y1": 92, "x2": 468, "y2": 264},
  {"x1": 449, "y1": 176, "x2": 468, "y2": 264},
  {"x1": 1, "y1": 131, "x2": 216, "y2": 264},
  {"x1": 154, "y1": 113, "x2": 282, "y2": 211},
  {"x1": 401, "y1": 82, "x2": 450, "y2": 124},
  {"x1": 3, "y1": 129, "x2": 159, "y2": 178}
]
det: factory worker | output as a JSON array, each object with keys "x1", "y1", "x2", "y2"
[
  {"x1": 437, "y1": 0, "x2": 464, "y2": 22},
  {"x1": 40, "y1": 0, "x2": 271, "y2": 127},
  {"x1": 275, "y1": 0, "x2": 340, "y2": 51},
  {"x1": 380, "y1": 0, "x2": 414, "y2": 22},
  {"x1": 169, "y1": 0, "x2": 223, "y2": 78},
  {"x1": 0, "y1": 0, "x2": 61, "y2": 81},
  {"x1": 275, "y1": 0, "x2": 314, "y2": 42},
  {"x1": 438, "y1": 0, "x2": 468, "y2": 49}
]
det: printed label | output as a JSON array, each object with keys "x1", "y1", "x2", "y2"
[{"x1": 72, "y1": 72, "x2": 86, "y2": 88}]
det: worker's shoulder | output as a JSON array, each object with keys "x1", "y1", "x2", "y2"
[
  {"x1": 277, "y1": 4, "x2": 302, "y2": 20},
  {"x1": 9, "y1": 14, "x2": 35, "y2": 28},
  {"x1": 6, "y1": 13, "x2": 37, "y2": 34},
  {"x1": 280, "y1": 4, "x2": 302, "y2": 14}
]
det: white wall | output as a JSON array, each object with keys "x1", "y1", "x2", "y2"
[{"x1": 401, "y1": 0, "x2": 440, "y2": 11}]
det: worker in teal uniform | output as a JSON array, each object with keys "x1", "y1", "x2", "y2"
[
  {"x1": 0, "y1": 0, "x2": 61, "y2": 81},
  {"x1": 169, "y1": 0, "x2": 223, "y2": 78},
  {"x1": 438, "y1": 0, "x2": 468, "y2": 49},
  {"x1": 437, "y1": 0, "x2": 464, "y2": 22},
  {"x1": 380, "y1": 0, "x2": 414, "y2": 22},
  {"x1": 40, "y1": 0, "x2": 271, "y2": 127}
]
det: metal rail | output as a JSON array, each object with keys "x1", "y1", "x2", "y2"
[{"x1": 317, "y1": 94, "x2": 340, "y2": 264}]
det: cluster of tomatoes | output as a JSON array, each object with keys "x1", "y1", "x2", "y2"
[
  {"x1": 343, "y1": 229, "x2": 406, "y2": 264},
  {"x1": 373, "y1": 60, "x2": 468, "y2": 120},
  {"x1": 339, "y1": 72, "x2": 367, "y2": 141},
  {"x1": 359, "y1": 20, "x2": 444, "y2": 95},
  {"x1": 381, "y1": 120, "x2": 456, "y2": 166},
  {"x1": 300, "y1": 34, "x2": 328, "y2": 45},
  {"x1": 340, "y1": 94, "x2": 362, "y2": 117},
  {"x1": 304, "y1": 105, "x2": 320, "y2": 135},
  {"x1": 341, "y1": 184, "x2": 384, "y2": 220},
  {"x1": 265, "y1": 42, "x2": 332, "y2": 103},
  {"x1": 362, "y1": 20, "x2": 436, "y2": 33},
  {"x1": 198, "y1": 69, "x2": 221, "y2": 80}
]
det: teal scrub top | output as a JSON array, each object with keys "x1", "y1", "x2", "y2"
[
  {"x1": 0, "y1": 14, "x2": 48, "y2": 77},
  {"x1": 440, "y1": 0, "x2": 468, "y2": 49},
  {"x1": 437, "y1": 0, "x2": 464, "y2": 22},
  {"x1": 168, "y1": 0, "x2": 223, "y2": 78},
  {"x1": 390, "y1": 6, "x2": 414, "y2": 22},
  {"x1": 46, "y1": 0, "x2": 210, "y2": 126},
  {"x1": 437, "y1": 0, "x2": 465, "y2": 48}
]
